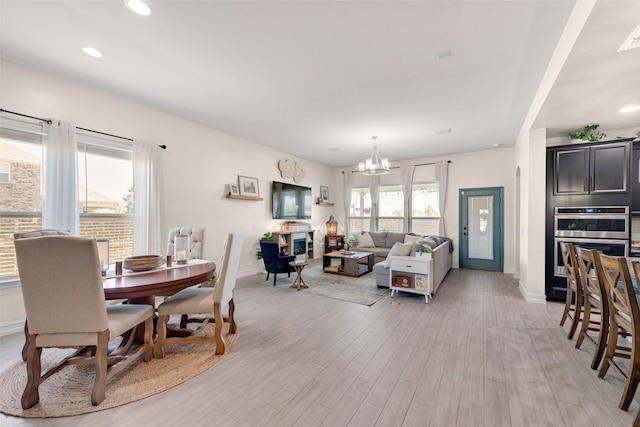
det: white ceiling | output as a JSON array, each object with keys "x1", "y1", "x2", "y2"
[{"x1": 1, "y1": 1, "x2": 639, "y2": 168}]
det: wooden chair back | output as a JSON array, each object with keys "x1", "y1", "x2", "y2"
[{"x1": 596, "y1": 253, "x2": 640, "y2": 410}]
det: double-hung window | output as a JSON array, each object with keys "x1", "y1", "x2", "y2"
[{"x1": 0, "y1": 118, "x2": 134, "y2": 283}]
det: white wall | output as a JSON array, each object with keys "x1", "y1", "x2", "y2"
[
  {"x1": 331, "y1": 146, "x2": 517, "y2": 272},
  {"x1": 0, "y1": 58, "x2": 334, "y2": 327}
]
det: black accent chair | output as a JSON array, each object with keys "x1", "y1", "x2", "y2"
[{"x1": 259, "y1": 241, "x2": 296, "y2": 286}]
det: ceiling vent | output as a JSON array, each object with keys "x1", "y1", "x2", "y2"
[{"x1": 618, "y1": 24, "x2": 640, "y2": 52}]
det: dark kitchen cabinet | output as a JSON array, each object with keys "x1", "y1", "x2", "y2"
[
  {"x1": 553, "y1": 141, "x2": 630, "y2": 195},
  {"x1": 633, "y1": 142, "x2": 640, "y2": 213}
]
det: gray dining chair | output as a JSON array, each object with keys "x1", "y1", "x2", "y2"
[
  {"x1": 154, "y1": 230, "x2": 243, "y2": 358},
  {"x1": 14, "y1": 236, "x2": 154, "y2": 408}
]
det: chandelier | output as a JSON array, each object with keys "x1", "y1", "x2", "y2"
[{"x1": 358, "y1": 136, "x2": 390, "y2": 175}]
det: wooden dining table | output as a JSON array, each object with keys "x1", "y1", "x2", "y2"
[
  {"x1": 102, "y1": 259, "x2": 216, "y2": 305},
  {"x1": 21, "y1": 260, "x2": 216, "y2": 360}
]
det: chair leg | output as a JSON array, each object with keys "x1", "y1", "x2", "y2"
[
  {"x1": 91, "y1": 330, "x2": 109, "y2": 406},
  {"x1": 575, "y1": 301, "x2": 591, "y2": 349},
  {"x1": 634, "y1": 407, "x2": 640, "y2": 427},
  {"x1": 266, "y1": 272, "x2": 270, "y2": 282},
  {"x1": 228, "y1": 298, "x2": 237, "y2": 334},
  {"x1": 591, "y1": 309, "x2": 608, "y2": 370},
  {"x1": 21, "y1": 335, "x2": 41, "y2": 409},
  {"x1": 567, "y1": 290, "x2": 581, "y2": 340},
  {"x1": 143, "y1": 318, "x2": 153, "y2": 362},
  {"x1": 214, "y1": 302, "x2": 226, "y2": 355},
  {"x1": 559, "y1": 286, "x2": 573, "y2": 327},
  {"x1": 154, "y1": 314, "x2": 170, "y2": 359},
  {"x1": 598, "y1": 319, "x2": 619, "y2": 379},
  {"x1": 620, "y1": 363, "x2": 640, "y2": 410},
  {"x1": 273, "y1": 273, "x2": 277, "y2": 286}
]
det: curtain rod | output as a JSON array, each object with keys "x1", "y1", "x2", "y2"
[
  {"x1": 344, "y1": 159, "x2": 451, "y2": 174},
  {"x1": 0, "y1": 108, "x2": 167, "y2": 149}
]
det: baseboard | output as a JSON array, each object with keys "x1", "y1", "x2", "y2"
[
  {"x1": 504, "y1": 267, "x2": 515, "y2": 275},
  {"x1": 518, "y1": 280, "x2": 547, "y2": 304},
  {"x1": 0, "y1": 319, "x2": 24, "y2": 337}
]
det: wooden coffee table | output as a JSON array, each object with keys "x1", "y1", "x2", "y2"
[{"x1": 323, "y1": 251, "x2": 374, "y2": 277}]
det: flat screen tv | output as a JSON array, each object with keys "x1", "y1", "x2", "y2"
[{"x1": 272, "y1": 181, "x2": 312, "y2": 220}]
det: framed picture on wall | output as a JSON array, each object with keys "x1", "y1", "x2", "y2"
[
  {"x1": 320, "y1": 185, "x2": 329, "y2": 203},
  {"x1": 229, "y1": 183, "x2": 239, "y2": 196},
  {"x1": 238, "y1": 175, "x2": 260, "y2": 197}
]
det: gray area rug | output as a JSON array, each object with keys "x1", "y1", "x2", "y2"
[{"x1": 265, "y1": 264, "x2": 388, "y2": 306}]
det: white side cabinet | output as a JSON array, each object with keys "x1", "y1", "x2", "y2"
[{"x1": 389, "y1": 255, "x2": 433, "y2": 303}]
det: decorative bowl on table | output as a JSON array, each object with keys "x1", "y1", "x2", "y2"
[{"x1": 123, "y1": 255, "x2": 165, "y2": 272}]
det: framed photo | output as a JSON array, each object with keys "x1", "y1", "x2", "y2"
[
  {"x1": 320, "y1": 185, "x2": 329, "y2": 203},
  {"x1": 229, "y1": 183, "x2": 239, "y2": 196},
  {"x1": 238, "y1": 175, "x2": 260, "y2": 197}
]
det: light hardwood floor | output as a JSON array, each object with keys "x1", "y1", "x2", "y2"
[{"x1": 1, "y1": 267, "x2": 638, "y2": 426}]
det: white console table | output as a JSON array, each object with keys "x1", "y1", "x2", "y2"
[{"x1": 389, "y1": 255, "x2": 433, "y2": 303}]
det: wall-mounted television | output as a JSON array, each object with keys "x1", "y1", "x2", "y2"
[{"x1": 272, "y1": 181, "x2": 312, "y2": 220}]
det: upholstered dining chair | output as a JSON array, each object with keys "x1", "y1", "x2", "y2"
[
  {"x1": 596, "y1": 253, "x2": 640, "y2": 411},
  {"x1": 574, "y1": 247, "x2": 608, "y2": 370},
  {"x1": 259, "y1": 240, "x2": 295, "y2": 286},
  {"x1": 14, "y1": 236, "x2": 154, "y2": 408},
  {"x1": 154, "y1": 230, "x2": 243, "y2": 358},
  {"x1": 166, "y1": 226, "x2": 205, "y2": 259},
  {"x1": 14, "y1": 229, "x2": 71, "y2": 361},
  {"x1": 559, "y1": 242, "x2": 584, "y2": 339}
]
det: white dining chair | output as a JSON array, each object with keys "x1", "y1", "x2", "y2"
[{"x1": 154, "y1": 230, "x2": 243, "y2": 357}]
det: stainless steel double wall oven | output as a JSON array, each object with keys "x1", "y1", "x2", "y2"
[{"x1": 553, "y1": 206, "x2": 629, "y2": 277}]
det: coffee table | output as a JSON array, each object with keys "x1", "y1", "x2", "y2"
[{"x1": 323, "y1": 251, "x2": 374, "y2": 277}]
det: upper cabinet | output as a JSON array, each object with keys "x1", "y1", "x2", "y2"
[{"x1": 553, "y1": 141, "x2": 631, "y2": 195}]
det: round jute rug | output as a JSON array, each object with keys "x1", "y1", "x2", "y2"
[{"x1": 0, "y1": 323, "x2": 237, "y2": 418}]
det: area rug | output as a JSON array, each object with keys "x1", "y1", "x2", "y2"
[
  {"x1": 0, "y1": 322, "x2": 237, "y2": 418},
  {"x1": 273, "y1": 264, "x2": 389, "y2": 306}
]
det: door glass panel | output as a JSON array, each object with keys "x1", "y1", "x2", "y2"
[{"x1": 468, "y1": 195, "x2": 494, "y2": 260}]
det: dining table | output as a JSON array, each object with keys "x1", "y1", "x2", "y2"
[{"x1": 21, "y1": 259, "x2": 216, "y2": 360}]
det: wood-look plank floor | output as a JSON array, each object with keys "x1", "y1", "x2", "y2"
[{"x1": 1, "y1": 267, "x2": 638, "y2": 426}]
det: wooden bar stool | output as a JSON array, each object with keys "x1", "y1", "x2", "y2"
[{"x1": 559, "y1": 242, "x2": 584, "y2": 339}]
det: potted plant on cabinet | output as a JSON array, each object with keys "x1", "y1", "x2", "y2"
[
  {"x1": 567, "y1": 124, "x2": 606, "y2": 143},
  {"x1": 415, "y1": 247, "x2": 433, "y2": 258}
]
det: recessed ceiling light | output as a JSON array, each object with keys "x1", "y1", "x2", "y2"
[
  {"x1": 82, "y1": 47, "x2": 104, "y2": 58},
  {"x1": 437, "y1": 50, "x2": 452, "y2": 59},
  {"x1": 433, "y1": 128, "x2": 452, "y2": 135},
  {"x1": 619, "y1": 105, "x2": 640, "y2": 113},
  {"x1": 125, "y1": 0, "x2": 151, "y2": 16}
]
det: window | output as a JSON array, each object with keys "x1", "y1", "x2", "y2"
[
  {"x1": 411, "y1": 182, "x2": 440, "y2": 235},
  {"x1": 348, "y1": 181, "x2": 440, "y2": 236},
  {"x1": 349, "y1": 187, "x2": 371, "y2": 234},
  {"x1": 0, "y1": 119, "x2": 134, "y2": 282},
  {"x1": 0, "y1": 162, "x2": 9, "y2": 183},
  {"x1": 77, "y1": 133, "x2": 134, "y2": 265},
  {"x1": 378, "y1": 185, "x2": 403, "y2": 232}
]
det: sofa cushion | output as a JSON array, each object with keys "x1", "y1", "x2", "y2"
[
  {"x1": 355, "y1": 232, "x2": 375, "y2": 248},
  {"x1": 383, "y1": 242, "x2": 413, "y2": 267},
  {"x1": 385, "y1": 232, "x2": 406, "y2": 248},
  {"x1": 368, "y1": 232, "x2": 387, "y2": 248}
]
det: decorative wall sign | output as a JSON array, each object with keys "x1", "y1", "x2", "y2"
[{"x1": 278, "y1": 159, "x2": 305, "y2": 182}]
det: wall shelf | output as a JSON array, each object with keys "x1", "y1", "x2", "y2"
[
  {"x1": 226, "y1": 194, "x2": 263, "y2": 201},
  {"x1": 315, "y1": 202, "x2": 334, "y2": 205}
]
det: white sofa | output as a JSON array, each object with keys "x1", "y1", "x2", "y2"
[{"x1": 372, "y1": 238, "x2": 452, "y2": 294}]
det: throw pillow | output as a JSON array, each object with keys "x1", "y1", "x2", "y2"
[
  {"x1": 383, "y1": 241, "x2": 413, "y2": 268},
  {"x1": 355, "y1": 232, "x2": 375, "y2": 248},
  {"x1": 404, "y1": 234, "x2": 421, "y2": 244}
]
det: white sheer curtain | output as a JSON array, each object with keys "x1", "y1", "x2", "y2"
[
  {"x1": 435, "y1": 161, "x2": 449, "y2": 236},
  {"x1": 368, "y1": 175, "x2": 380, "y2": 232},
  {"x1": 133, "y1": 140, "x2": 161, "y2": 255},
  {"x1": 400, "y1": 165, "x2": 415, "y2": 233},
  {"x1": 343, "y1": 171, "x2": 353, "y2": 237},
  {"x1": 43, "y1": 120, "x2": 79, "y2": 235}
]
